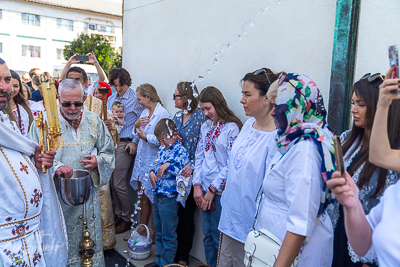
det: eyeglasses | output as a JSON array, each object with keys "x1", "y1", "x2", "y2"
[
  {"x1": 60, "y1": 101, "x2": 84, "y2": 108},
  {"x1": 253, "y1": 68, "x2": 271, "y2": 85},
  {"x1": 360, "y1": 73, "x2": 384, "y2": 82},
  {"x1": 173, "y1": 94, "x2": 183, "y2": 100}
]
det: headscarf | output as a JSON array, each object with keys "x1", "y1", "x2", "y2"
[{"x1": 274, "y1": 73, "x2": 336, "y2": 215}]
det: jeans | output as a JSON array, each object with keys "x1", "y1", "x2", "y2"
[
  {"x1": 153, "y1": 193, "x2": 180, "y2": 266},
  {"x1": 175, "y1": 186, "x2": 197, "y2": 263},
  {"x1": 200, "y1": 194, "x2": 222, "y2": 267}
]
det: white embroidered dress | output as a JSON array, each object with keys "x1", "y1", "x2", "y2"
[
  {"x1": 218, "y1": 117, "x2": 278, "y2": 243},
  {"x1": 130, "y1": 102, "x2": 170, "y2": 202}
]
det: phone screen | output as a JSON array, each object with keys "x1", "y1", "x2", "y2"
[
  {"x1": 389, "y1": 45, "x2": 399, "y2": 79},
  {"x1": 76, "y1": 55, "x2": 88, "y2": 62}
]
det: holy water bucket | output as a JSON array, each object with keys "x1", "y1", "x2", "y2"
[{"x1": 59, "y1": 170, "x2": 91, "y2": 206}]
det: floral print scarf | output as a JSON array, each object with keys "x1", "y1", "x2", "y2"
[{"x1": 274, "y1": 73, "x2": 336, "y2": 215}]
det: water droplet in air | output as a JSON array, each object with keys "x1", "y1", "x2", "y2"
[
  {"x1": 213, "y1": 58, "x2": 218, "y2": 65},
  {"x1": 176, "y1": 112, "x2": 182, "y2": 117},
  {"x1": 227, "y1": 43, "x2": 232, "y2": 49},
  {"x1": 145, "y1": 172, "x2": 149, "y2": 177},
  {"x1": 198, "y1": 76, "x2": 204, "y2": 81},
  {"x1": 183, "y1": 110, "x2": 188, "y2": 114},
  {"x1": 159, "y1": 145, "x2": 165, "y2": 149},
  {"x1": 207, "y1": 69, "x2": 211, "y2": 73},
  {"x1": 263, "y1": 6, "x2": 269, "y2": 13},
  {"x1": 115, "y1": 264, "x2": 119, "y2": 267},
  {"x1": 193, "y1": 92, "x2": 198, "y2": 98},
  {"x1": 249, "y1": 21, "x2": 254, "y2": 28},
  {"x1": 187, "y1": 99, "x2": 192, "y2": 111},
  {"x1": 123, "y1": 250, "x2": 128, "y2": 254},
  {"x1": 136, "y1": 207, "x2": 142, "y2": 211},
  {"x1": 134, "y1": 211, "x2": 137, "y2": 215},
  {"x1": 277, "y1": 0, "x2": 282, "y2": 5}
]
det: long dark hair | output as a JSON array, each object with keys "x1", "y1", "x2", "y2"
[
  {"x1": 342, "y1": 78, "x2": 400, "y2": 197},
  {"x1": 241, "y1": 68, "x2": 282, "y2": 96},
  {"x1": 5, "y1": 70, "x2": 34, "y2": 129},
  {"x1": 199, "y1": 86, "x2": 243, "y2": 130}
]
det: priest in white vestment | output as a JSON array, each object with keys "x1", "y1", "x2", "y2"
[
  {"x1": 0, "y1": 58, "x2": 68, "y2": 266},
  {"x1": 29, "y1": 78, "x2": 115, "y2": 266}
]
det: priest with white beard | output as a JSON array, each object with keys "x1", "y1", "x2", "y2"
[
  {"x1": 0, "y1": 58, "x2": 68, "y2": 266},
  {"x1": 29, "y1": 78, "x2": 115, "y2": 267}
]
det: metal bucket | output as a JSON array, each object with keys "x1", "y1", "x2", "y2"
[{"x1": 59, "y1": 170, "x2": 91, "y2": 206}]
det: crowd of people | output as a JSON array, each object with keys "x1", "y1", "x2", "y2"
[{"x1": 0, "y1": 50, "x2": 399, "y2": 267}]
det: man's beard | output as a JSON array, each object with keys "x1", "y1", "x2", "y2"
[
  {"x1": 0, "y1": 89, "x2": 11, "y2": 111},
  {"x1": 61, "y1": 108, "x2": 81, "y2": 120}
]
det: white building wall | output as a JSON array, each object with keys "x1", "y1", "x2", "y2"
[
  {"x1": 0, "y1": 0, "x2": 122, "y2": 74},
  {"x1": 122, "y1": 0, "x2": 337, "y2": 262}
]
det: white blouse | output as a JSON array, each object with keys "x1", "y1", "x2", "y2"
[
  {"x1": 193, "y1": 120, "x2": 240, "y2": 194},
  {"x1": 257, "y1": 140, "x2": 333, "y2": 267},
  {"x1": 12, "y1": 104, "x2": 30, "y2": 136},
  {"x1": 130, "y1": 102, "x2": 170, "y2": 202},
  {"x1": 218, "y1": 117, "x2": 278, "y2": 243},
  {"x1": 365, "y1": 180, "x2": 400, "y2": 267}
]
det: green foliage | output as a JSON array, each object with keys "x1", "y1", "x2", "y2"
[{"x1": 64, "y1": 33, "x2": 122, "y2": 76}]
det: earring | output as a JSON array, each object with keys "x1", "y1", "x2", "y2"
[{"x1": 263, "y1": 103, "x2": 268, "y2": 107}]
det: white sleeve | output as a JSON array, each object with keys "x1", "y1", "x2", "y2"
[
  {"x1": 284, "y1": 141, "x2": 322, "y2": 236},
  {"x1": 193, "y1": 123, "x2": 206, "y2": 186}
]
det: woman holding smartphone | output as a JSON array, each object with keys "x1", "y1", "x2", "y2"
[
  {"x1": 193, "y1": 86, "x2": 242, "y2": 267},
  {"x1": 329, "y1": 71, "x2": 400, "y2": 267},
  {"x1": 327, "y1": 66, "x2": 400, "y2": 267}
]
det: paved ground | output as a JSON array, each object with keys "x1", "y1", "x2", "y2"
[{"x1": 104, "y1": 230, "x2": 204, "y2": 267}]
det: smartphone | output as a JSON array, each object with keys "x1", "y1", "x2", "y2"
[
  {"x1": 333, "y1": 135, "x2": 345, "y2": 179},
  {"x1": 76, "y1": 54, "x2": 88, "y2": 62},
  {"x1": 388, "y1": 45, "x2": 399, "y2": 79}
]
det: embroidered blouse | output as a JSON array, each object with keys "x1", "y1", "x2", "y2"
[
  {"x1": 173, "y1": 109, "x2": 206, "y2": 168},
  {"x1": 328, "y1": 129, "x2": 400, "y2": 264},
  {"x1": 218, "y1": 117, "x2": 278, "y2": 243},
  {"x1": 193, "y1": 120, "x2": 239, "y2": 194},
  {"x1": 151, "y1": 141, "x2": 189, "y2": 198}
]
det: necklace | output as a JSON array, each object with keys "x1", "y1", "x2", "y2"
[{"x1": 253, "y1": 116, "x2": 274, "y2": 131}]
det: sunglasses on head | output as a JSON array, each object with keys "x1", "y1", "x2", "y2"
[
  {"x1": 60, "y1": 101, "x2": 84, "y2": 108},
  {"x1": 253, "y1": 68, "x2": 271, "y2": 85},
  {"x1": 360, "y1": 73, "x2": 384, "y2": 82},
  {"x1": 173, "y1": 94, "x2": 183, "y2": 100}
]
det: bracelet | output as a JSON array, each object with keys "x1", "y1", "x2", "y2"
[{"x1": 208, "y1": 185, "x2": 216, "y2": 194}]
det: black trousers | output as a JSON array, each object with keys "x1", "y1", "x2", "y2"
[{"x1": 175, "y1": 187, "x2": 197, "y2": 263}]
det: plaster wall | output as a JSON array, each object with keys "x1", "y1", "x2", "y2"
[
  {"x1": 122, "y1": 0, "x2": 337, "y2": 262},
  {"x1": 354, "y1": 0, "x2": 400, "y2": 80}
]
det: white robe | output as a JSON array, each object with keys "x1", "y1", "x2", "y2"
[{"x1": 0, "y1": 111, "x2": 68, "y2": 267}]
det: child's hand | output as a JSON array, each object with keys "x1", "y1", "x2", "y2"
[
  {"x1": 157, "y1": 163, "x2": 170, "y2": 178},
  {"x1": 150, "y1": 171, "x2": 157, "y2": 190},
  {"x1": 181, "y1": 164, "x2": 192, "y2": 177},
  {"x1": 193, "y1": 185, "x2": 204, "y2": 209}
]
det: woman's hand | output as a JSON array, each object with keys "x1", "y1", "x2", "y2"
[
  {"x1": 193, "y1": 185, "x2": 204, "y2": 209},
  {"x1": 202, "y1": 190, "x2": 215, "y2": 210},
  {"x1": 136, "y1": 126, "x2": 147, "y2": 140},
  {"x1": 377, "y1": 66, "x2": 400, "y2": 108},
  {"x1": 327, "y1": 171, "x2": 359, "y2": 210},
  {"x1": 135, "y1": 116, "x2": 150, "y2": 128},
  {"x1": 150, "y1": 171, "x2": 157, "y2": 190},
  {"x1": 181, "y1": 165, "x2": 193, "y2": 177}
]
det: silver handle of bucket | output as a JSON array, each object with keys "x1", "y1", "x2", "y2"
[{"x1": 135, "y1": 224, "x2": 150, "y2": 244}]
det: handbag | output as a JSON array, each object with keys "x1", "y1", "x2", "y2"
[{"x1": 244, "y1": 186, "x2": 302, "y2": 267}]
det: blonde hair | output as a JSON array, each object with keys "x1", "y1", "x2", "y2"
[
  {"x1": 267, "y1": 79, "x2": 279, "y2": 100},
  {"x1": 21, "y1": 73, "x2": 30, "y2": 82},
  {"x1": 136, "y1": 83, "x2": 162, "y2": 105}
]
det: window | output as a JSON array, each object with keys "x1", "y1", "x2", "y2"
[
  {"x1": 84, "y1": 22, "x2": 88, "y2": 30},
  {"x1": 22, "y1": 13, "x2": 40, "y2": 26},
  {"x1": 106, "y1": 26, "x2": 114, "y2": 33},
  {"x1": 22, "y1": 45, "x2": 41, "y2": 58},
  {"x1": 100, "y1": 25, "x2": 106, "y2": 32},
  {"x1": 88, "y1": 23, "x2": 97, "y2": 30},
  {"x1": 57, "y1": 18, "x2": 73, "y2": 31},
  {"x1": 57, "y1": 48, "x2": 63, "y2": 60},
  {"x1": 0, "y1": 43, "x2": 2, "y2": 53}
]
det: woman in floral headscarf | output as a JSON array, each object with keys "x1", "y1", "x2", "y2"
[{"x1": 256, "y1": 73, "x2": 335, "y2": 267}]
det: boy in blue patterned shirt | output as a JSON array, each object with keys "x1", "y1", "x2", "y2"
[{"x1": 149, "y1": 118, "x2": 189, "y2": 267}]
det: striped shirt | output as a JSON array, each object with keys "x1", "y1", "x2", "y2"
[{"x1": 107, "y1": 88, "x2": 144, "y2": 139}]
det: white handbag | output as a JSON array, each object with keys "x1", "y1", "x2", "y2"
[{"x1": 244, "y1": 186, "x2": 302, "y2": 267}]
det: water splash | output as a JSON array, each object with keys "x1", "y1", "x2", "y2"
[
  {"x1": 198, "y1": 76, "x2": 204, "y2": 81},
  {"x1": 183, "y1": 110, "x2": 188, "y2": 114},
  {"x1": 207, "y1": 69, "x2": 212, "y2": 73},
  {"x1": 187, "y1": 99, "x2": 192, "y2": 111}
]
